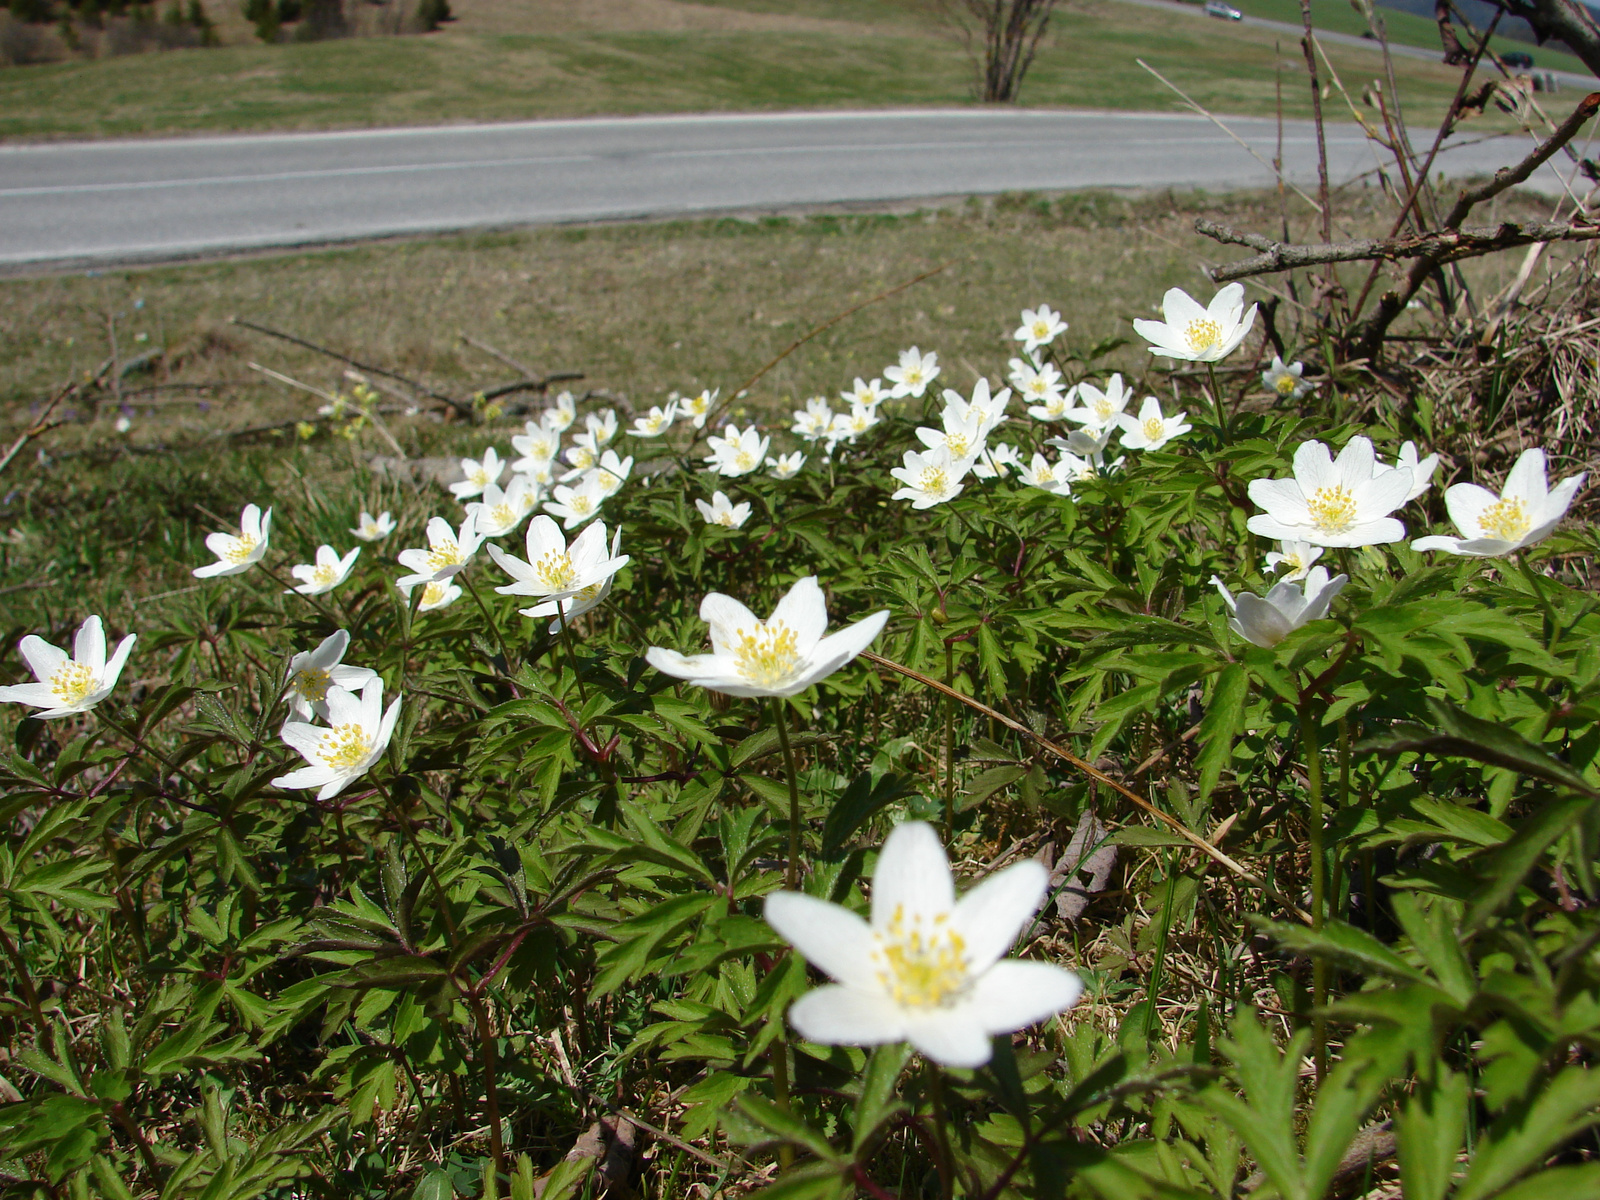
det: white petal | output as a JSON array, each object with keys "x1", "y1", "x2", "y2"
[
  {"x1": 73, "y1": 617, "x2": 106, "y2": 674},
  {"x1": 1441, "y1": 483, "x2": 1500, "y2": 539},
  {"x1": 802, "y1": 610, "x2": 889, "y2": 684},
  {"x1": 787, "y1": 986, "x2": 908, "y2": 1046},
  {"x1": 764, "y1": 892, "x2": 879, "y2": 989},
  {"x1": 1292, "y1": 440, "x2": 1337, "y2": 495},
  {"x1": 768, "y1": 577, "x2": 829, "y2": 655},
  {"x1": 309, "y1": 630, "x2": 350, "y2": 671},
  {"x1": 273, "y1": 764, "x2": 334, "y2": 791},
  {"x1": 1231, "y1": 594, "x2": 1295, "y2": 647},
  {"x1": 18, "y1": 635, "x2": 67, "y2": 683},
  {"x1": 0, "y1": 683, "x2": 62, "y2": 708},
  {"x1": 699, "y1": 593, "x2": 760, "y2": 657},
  {"x1": 902, "y1": 1008, "x2": 994, "y2": 1068},
  {"x1": 103, "y1": 635, "x2": 137, "y2": 690},
  {"x1": 965, "y1": 960, "x2": 1084, "y2": 1034},
  {"x1": 644, "y1": 647, "x2": 722, "y2": 681},
  {"x1": 1248, "y1": 478, "x2": 1311, "y2": 523},
  {"x1": 951, "y1": 859, "x2": 1048, "y2": 975},
  {"x1": 1502, "y1": 448, "x2": 1550, "y2": 505},
  {"x1": 871, "y1": 821, "x2": 955, "y2": 928}
]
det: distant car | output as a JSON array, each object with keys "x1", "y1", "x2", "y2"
[
  {"x1": 1502, "y1": 51, "x2": 1535, "y2": 69},
  {"x1": 1205, "y1": 0, "x2": 1243, "y2": 18}
]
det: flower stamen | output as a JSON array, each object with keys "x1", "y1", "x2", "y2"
[
  {"x1": 1306, "y1": 484, "x2": 1359, "y2": 535},
  {"x1": 733, "y1": 622, "x2": 802, "y2": 689},
  {"x1": 1479, "y1": 496, "x2": 1532, "y2": 542}
]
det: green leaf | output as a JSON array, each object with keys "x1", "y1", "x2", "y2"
[
  {"x1": 411, "y1": 1167, "x2": 456, "y2": 1200},
  {"x1": 1194, "y1": 664, "x2": 1247, "y2": 801},
  {"x1": 1396, "y1": 1068, "x2": 1468, "y2": 1200},
  {"x1": 1455, "y1": 1064, "x2": 1600, "y2": 1200},
  {"x1": 852, "y1": 1042, "x2": 911, "y2": 1154},
  {"x1": 1257, "y1": 918, "x2": 1430, "y2": 987},
  {"x1": 1464, "y1": 795, "x2": 1596, "y2": 931},
  {"x1": 734, "y1": 1095, "x2": 843, "y2": 1163},
  {"x1": 822, "y1": 771, "x2": 917, "y2": 855}
]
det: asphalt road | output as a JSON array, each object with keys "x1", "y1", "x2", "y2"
[{"x1": 0, "y1": 108, "x2": 1581, "y2": 271}]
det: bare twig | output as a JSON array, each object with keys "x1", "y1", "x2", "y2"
[
  {"x1": 1445, "y1": 91, "x2": 1600, "y2": 228},
  {"x1": 0, "y1": 382, "x2": 76, "y2": 478}
]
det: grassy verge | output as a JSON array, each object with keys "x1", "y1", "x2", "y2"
[{"x1": 0, "y1": 0, "x2": 1512, "y2": 140}]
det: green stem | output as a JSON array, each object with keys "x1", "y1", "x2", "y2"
[
  {"x1": 557, "y1": 600, "x2": 590, "y2": 710},
  {"x1": 924, "y1": 1060, "x2": 956, "y2": 1200},
  {"x1": 1205, "y1": 361, "x2": 1231, "y2": 443},
  {"x1": 0, "y1": 920, "x2": 47, "y2": 1039},
  {"x1": 1300, "y1": 702, "x2": 1328, "y2": 1083},
  {"x1": 462, "y1": 571, "x2": 518, "y2": 681},
  {"x1": 770, "y1": 1027, "x2": 794, "y2": 1171},
  {"x1": 1144, "y1": 850, "x2": 1179, "y2": 1047},
  {"x1": 771, "y1": 697, "x2": 803, "y2": 891},
  {"x1": 942, "y1": 642, "x2": 957, "y2": 839},
  {"x1": 467, "y1": 991, "x2": 507, "y2": 1187},
  {"x1": 1517, "y1": 551, "x2": 1562, "y2": 650}
]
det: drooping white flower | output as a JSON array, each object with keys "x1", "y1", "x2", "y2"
[
  {"x1": 841, "y1": 377, "x2": 888, "y2": 410},
  {"x1": 1378, "y1": 441, "x2": 1439, "y2": 503},
  {"x1": 646, "y1": 575, "x2": 888, "y2": 698},
  {"x1": 1264, "y1": 540, "x2": 1323, "y2": 582},
  {"x1": 1413, "y1": 448, "x2": 1587, "y2": 558},
  {"x1": 885, "y1": 347, "x2": 940, "y2": 399},
  {"x1": 194, "y1": 504, "x2": 272, "y2": 578},
  {"x1": 696, "y1": 491, "x2": 752, "y2": 529},
  {"x1": 678, "y1": 388, "x2": 717, "y2": 430},
  {"x1": 1064, "y1": 374, "x2": 1133, "y2": 432},
  {"x1": 586, "y1": 450, "x2": 633, "y2": 499},
  {"x1": 629, "y1": 402, "x2": 678, "y2": 438},
  {"x1": 396, "y1": 516, "x2": 483, "y2": 586},
  {"x1": 1048, "y1": 426, "x2": 1120, "y2": 468},
  {"x1": 273, "y1": 679, "x2": 401, "y2": 801},
  {"x1": 1115, "y1": 396, "x2": 1192, "y2": 452},
  {"x1": 0, "y1": 616, "x2": 136, "y2": 720},
  {"x1": 450, "y1": 448, "x2": 505, "y2": 501},
  {"x1": 1019, "y1": 453, "x2": 1074, "y2": 496},
  {"x1": 487, "y1": 516, "x2": 630, "y2": 616},
  {"x1": 540, "y1": 392, "x2": 577, "y2": 433},
  {"x1": 1013, "y1": 304, "x2": 1068, "y2": 353},
  {"x1": 585, "y1": 409, "x2": 619, "y2": 448},
  {"x1": 1134, "y1": 283, "x2": 1258, "y2": 363},
  {"x1": 288, "y1": 545, "x2": 361, "y2": 596},
  {"x1": 284, "y1": 629, "x2": 377, "y2": 723},
  {"x1": 468, "y1": 474, "x2": 542, "y2": 539},
  {"x1": 351, "y1": 511, "x2": 396, "y2": 542},
  {"x1": 511, "y1": 423, "x2": 561, "y2": 472},
  {"x1": 764, "y1": 820, "x2": 1083, "y2": 1069},
  {"x1": 792, "y1": 397, "x2": 834, "y2": 443},
  {"x1": 1212, "y1": 567, "x2": 1348, "y2": 648},
  {"x1": 543, "y1": 478, "x2": 607, "y2": 529},
  {"x1": 399, "y1": 577, "x2": 462, "y2": 612},
  {"x1": 767, "y1": 452, "x2": 806, "y2": 480},
  {"x1": 704, "y1": 424, "x2": 770, "y2": 477},
  {"x1": 1246, "y1": 436, "x2": 1412, "y2": 548},
  {"x1": 891, "y1": 444, "x2": 974, "y2": 510},
  {"x1": 1263, "y1": 355, "x2": 1311, "y2": 400},
  {"x1": 971, "y1": 442, "x2": 1022, "y2": 480}
]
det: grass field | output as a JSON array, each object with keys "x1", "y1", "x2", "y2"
[{"x1": 0, "y1": 0, "x2": 1557, "y2": 140}]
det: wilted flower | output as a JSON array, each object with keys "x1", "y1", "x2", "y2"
[
  {"x1": 646, "y1": 575, "x2": 887, "y2": 698},
  {"x1": 629, "y1": 402, "x2": 678, "y2": 438},
  {"x1": 396, "y1": 516, "x2": 483, "y2": 585},
  {"x1": 273, "y1": 679, "x2": 401, "y2": 801},
  {"x1": 705, "y1": 424, "x2": 770, "y2": 477},
  {"x1": 284, "y1": 630, "x2": 377, "y2": 723},
  {"x1": 1064, "y1": 374, "x2": 1132, "y2": 432},
  {"x1": 288, "y1": 545, "x2": 361, "y2": 596},
  {"x1": 885, "y1": 347, "x2": 940, "y2": 398},
  {"x1": 1378, "y1": 441, "x2": 1439, "y2": 503},
  {"x1": 194, "y1": 504, "x2": 272, "y2": 578},
  {"x1": 1246, "y1": 436, "x2": 1411, "y2": 548},
  {"x1": 1264, "y1": 540, "x2": 1322, "y2": 582},
  {"x1": 449, "y1": 448, "x2": 505, "y2": 501},
  {"x1": 696, "y1": 491, "x2": 752, "y2": 528},
  {"x1": 468, "y1": 474, "x2": 542, "y2": 539},
  {"x1": 1013, "y1": 304, "x2": 1068, "y2": 354},
  {"x1": 1263, "y1": 356, "x2": 1311, "y2": 400},
  {"x1": 487, "y1": 515, "x2": 629, "y2": 613},
  {"x1": 0, "y1": 616, "x2": 136, "y2": 719},
  {"x1": 841, "y1": 377, "x2": 888, "y2": 409},
  {"x1": 764, "y1": 820, "x2": 1083, "y2": 1069},
  {"x1": 544, "y1": 478, "x2": 607, "y2": 529},
  {"x1": 1413, "y1": 448, "x2": 1587, "y2": 557},
  {"x1": 892, "y1": 444, "x2": 974, "y2": 510},
  {"x1": 540, "y1": 392, "x2": 577, "y2": 433},
  {"x1": 1213, "y1": 567, "x2": 1348, "y2": 648},
  {"x1": 1134, "y1": 283, "x2": 1257, "y2": 363},
  {"x1": 399, "y1": 577, "x2": 462, "y2": 612},
  {"x1": 678, "y1": 388, "x2": 717, "y2": 430},
  {"x1": 792, "y1": 397, "x2": 834, "y2": 443},
  {"x1": 1115, "y1": 396, "x2": 1192, "y2": 451},
  {"x1": 767, "y1": 452, "x2": 806, "y2": 480},
  {"x1": 511, "y1": 423, "x2": 561, "y2": 472},
  {"x1": 351, "y1": 511, "x2": 396, "y2": 542}
]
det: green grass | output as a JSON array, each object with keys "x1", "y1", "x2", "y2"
[{"x1": 0, "y1": 0, "x2": 1498, "y2": 140}]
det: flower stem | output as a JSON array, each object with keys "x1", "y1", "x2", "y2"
[
  {"x1": 1299, "y1": 701, "x2": 1327, "y2": 1084},
  {"x1": 467, "y1": 991, "x2": 507, "y2": 1187},
  {"x1": 462, "y1": 571, "x2": 518, "y2": 681},
  {"x1": 943, "y1": 641, "x2": 957, "y2": 839},
  {"x1": 770, "y1": 1027, "x2": 794, "y2": 1172},
  {"x1": 924, "y1": 1060, "x2": 956, "y2": 1200},
  {"x1": 771, "y1": 697, "x2": 803, "y2": 891},
  {"x1": 1517, "y1": 551, "x2": 1563, "y2": 649},
  {"x1": 557, "y1": 601, "x2": 591, "y2": 710},
  {"x1": 1205, "y1": 362, "x2": 1231, "y2": 443}
]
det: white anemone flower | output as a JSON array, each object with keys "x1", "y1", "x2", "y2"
[
  {"x1": 705, "y1": 424, "x2": 770, "y2": 477},
  {"x1": 1246, "y1": 436, "x2": 1412, "y2": 548},
  {"x1": 767, "y1": 452, "x2": 806, "y2": 480},
  {"x1": 396, "y1": 516, "x2": 483, "y2": 585},
  {"x1": 1264, "y1": 540, "x2": 1323, "y2": 582},
  {"x1": 1020, "y1": 453, "x2": 1074, "y2": 496},
  {"x1": 838, "y1": 401, "x2": 881, "y2": 441},
  {"x1": 273, "y1": 679, "x2": 401, "y2": 801},
  {"x1": 891, "y1": 444, "x2": 974, "y2": 510},
  {"x1": 194, "y1": 504, "x2": 272, "y2": 578},
  {"x1": 696, "y1": 491, "x2": 752, "y2": 529},
  {"x1": 1378, "y1": 441, "x2": 1440, "y2": 503},
  {"x1": 679, "y1": 389, "x2": 718, "y2": 430},
  {"x1": 487, "y1": 515, "x2": 629, "y2": 610},
  {"x1": 841, "y1": 377, "x2": 888, "y2": 409},
  {"x1": 885, "y1": 347, "x2": 940, "y2": 399},
  {"x1": 764, "y1": 821, "x2": 1083, "y2": 1069},
  {"x1": 543, "y1": 478, "x2": 607, "y2": 529},
  {"x1": 511, "y1": 423, "x2": 561, "y2": 472},
  {"x1": 1048, "y1": 426, "x2": 1120, "y2": 469},
  {"x1": 917, "y1": 408, "x2": 988, "y2": 463},
  {"x1": 449, "y1": 448, "x2": 505, "y2": 501},
  {"x1": 629, "y1": 402, "x2": 678, "y2": 438},
  {"x1": 792, "y1": 397, "x2": 834, "y2": 443},
  {"x1": 288, "y1": 545, "x2": 361, "y2": 596},
  {"x1": 1115, "y1": 396, "x2": 1192, "y2": 452},
  {"x1": 1064, "y1": 374, "x2": 1132, "y2": 432},
  {"x1": 646, "y1": 575, "x2": 888, "y2": 698},
  {"x1": 468, "y1": 474, "x2": 542, "y2": 539},
  {"x1": 351, "y1": 511, "x2": 396, "y2": 542},
  {"x1": 1013, "y1": 304, "x2": 1068, "y2": 353},
  {"x1": 514, "y1": 528, "x2": 625, "y2": 632},
  {"x1": 1213, "y1": 568, "x2": 1348, "y2": 648},
  {"x1": 585, "y1": 451, "x2": 633, "y2": 499},
  {"x1": 540, "y1": 392, "x2": 577, "y2": 433},
  {"x1": 1413, "y1": 448, "x2": 1587, "y2": 558},
  {"x1": 1134, "y1": 283, "x2": 1258, "y2": 363},
  {"x1": 971, "y1": 442, "x2": 1022, "y2": 480},
  {"x1": 399, "y1": 577, "x2": 462, "y2": 612},
  {"x1": 520, "y1": 456, "x2": 557, "y2": 491},
  {"x1": 560, "y1": 436, "x2": 600, "y2": 481},
  {"x1": 941, "y1": 379, "x2": 1010, "y2": 439},
  {"x1": 0, "y1": 616, "x2": 136, "y2": 719},
  {"x1": 1014, "y1": 360, "x2": 1069, "y2": 420},
  {"x1": 284, "y1": 630, "x2": 377, "y2": 723},
  {"x1": 1263, "y1": 356, "x2": 1311, "y2": 400},
  {"x1": 585, "y1": 409, "x2": 619, "y2": 448}
]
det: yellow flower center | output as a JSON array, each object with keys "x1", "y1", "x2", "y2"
[
  {"x1": 571, "y1": 581, "x2": 604, "y2": 604},
  {"x1": 905, "y1": 369, "x2": 924, "y2": 385},
  {"x1": 733, "y1": 621, "x2": 802, "y2": 689},
  {"x1": 360, "y1": 522, "x2": 380, "y2": 537},
  {"x1": 426, "y1": 539, "x2": 463, "y2": 570},
  {"x1": 292, "y1": 667, "x2": 331, "y2": 703},
  {"x1": 735, "y1": 450, "x2": 758, "y2": 470},
  {"x1": 421, "y1": 581, "x2": 450, "y2": 607},
  {"x1": 1142, "y1": 416, "x2": 1165, "y2": 441},
  {"x1": 1092, "y1": 398, "x2": 1112, "y2": 418},
  {"x1": 50, "y1": 661, "x2": 96, "y2": 705},
  {"x1": 489, "y1": 503, "x2": 515, "y2": 528},
  {"x1": 1275, "y1": 374, "x2": 1298, "y2": 396},
  {"x1": 919, "y1": 466, "x2": 950, "y2": 496},
  {"x1": 1184, "y1": 318, "x2": 1223, "y2": 353},
  {"x1": 312, "y1": 563, "x2": 339, "y2": 586},
  {"x1": 1031, "y1": 320, "x2": 1051, "y2": 339},
  {"x1": 223, "y1": 534, "x2": 258, "y2": 564},
  {"x1": 469, "y1": 467, "x2": 488, "y2": 486},
  {"x1": 1307, "y1": 484, "x2": 1359, "y2": 534},
  {"x1": 534, "y1": 550, "x2": 577, "y2": 592},
  {"x1": 1479, "y1": 496, "x2": 1532, "y2": 542},
  {"x1": 571, "y1": 448, "x2": 595, "y2": 470},
  {"x1": 570, "y1": 494, "x2": 594, "y2": 515},
  {"x1": 874, "y1": 905, "x2": 969, "y2": 1008},
  {"x1": 945, "y1": 433, "x2": 971, "y2": 457},
  {"x1": 716, "y1": 510, "x2": 738, "y2": 526},
  {"x1": 319, "y1": 723, "x2": 371, "y2": 770}
]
